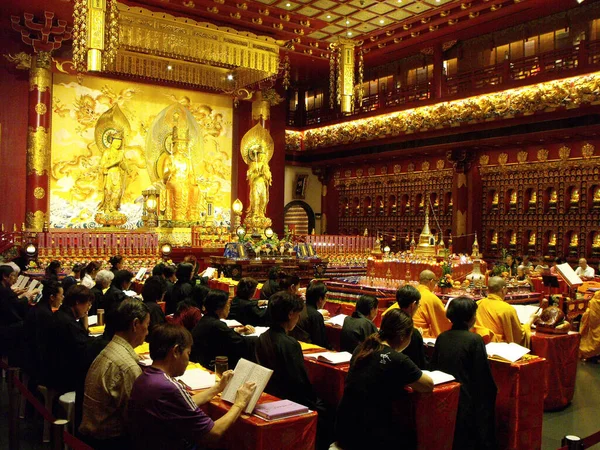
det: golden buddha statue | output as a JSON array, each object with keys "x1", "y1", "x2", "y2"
[
  {"x1": 492, "y1": 192, "x2": 499, "y2": 205},
  {"x1": 594, "y1": 187, "x2": 600, "y2": 203},
  {"x1": 163, "y1": 126, "x2": 201, "y2": 222},
  {"x1": 491, "y1": 231, "x2": 498, "y2": 244},
  {"x1": 593, "y1": 233, "x2": 600, "y2": 248},
  {"x1": 570, "y1": 188, "x2": 580, "y2": 204},
  {"x1": 549, "y1": 189, "x2": 558, "y2": 204},
  {"x1": 570, "y1": 233, "x2": 579, "y2": 247},
  {"x1": 528, "y1": 232, "x2": 536, "y2": 246},
  {"x1": 98, "y1": 131, "x2": 127, "y2": 214},
  {"x1": 529, "y1": 191, "x2": 537, "y2": 204},
  {"x1": 510, "y1": 232, "x2": 517, "y2": 245},
  {"x1": 510, "y1": 190, "x2": 517, "y2": 204},
  {"x1": 548, "y1": 232, "x2": 557, "y2": 247}
]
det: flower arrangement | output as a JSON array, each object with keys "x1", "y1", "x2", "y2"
[{"x1": 438, "y1": 262, "x2": 453, "y2": 288}]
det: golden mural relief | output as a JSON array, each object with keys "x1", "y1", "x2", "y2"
[
  {"x1": 50, "y1": 73, "x2": 232, "y2": 229},
  {"x1": 27, "y1": 126, "x2": 50, "y2": 176}
]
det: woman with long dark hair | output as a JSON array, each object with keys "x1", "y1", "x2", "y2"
[
  {"x1": 45, "y1": 260, "x2": 62, "y2": 282},
  {"x1": 334, "y1": 309, "x2": 433, "y2": 450}
]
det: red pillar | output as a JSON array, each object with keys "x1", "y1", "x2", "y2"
[
  {"x1": 431, "y1": 44, "x2": 444, "y2": 100},
  {"x1": 447, "y1": 149, "x2": 476, "y2": 254},
  {"x1": 268, "y1": 99, "x2": 286, "y2": 235}
]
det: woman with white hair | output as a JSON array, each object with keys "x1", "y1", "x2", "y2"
[{"x1": 90, "y1": 269, "x2": 114, "y2": 316}]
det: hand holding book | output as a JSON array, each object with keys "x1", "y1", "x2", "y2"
[{"x1": 233, "y1": 381, "x2": 257, "y2": 410}]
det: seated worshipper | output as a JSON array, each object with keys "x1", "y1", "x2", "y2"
[
  {"x1": 432, "y1": 297, "x2": 497, "y2": 450},
  {"x1": 191, "y1": 289, "x2": 257, "y2": 370},
  {"x1": 475, "y1": 276, "x2": 538, "y2": 347},
  {"x1": 23, "y1": 280, "x2": 64, "y2": 385},
  {"x1": 515, "y1": 265, "x2": 533, "y2": 289},
  {"x1": 109, "y1": 255, "x2": 125, "y2": 274},
  {"x1": 294, "y1": 281, "x2": 330, "y2": 348},
  {"x1": 99, "y1": 269, "x2": 134, "y2": 316},
  {"x1": 0, "y1": 263, "x2": 36, "y2": 365},
  {"x1": 228, "y1": 277, "x2": 267, "y2": 326},
  {"x1": 505, "y1": 254, "x2": 518, "y2": 277},
  {"x1": 48, "y1": 285, "x2": 95, "y2": 392},
  {"x1": 79, "y1": 299, "x2": 150, "y2": 449},
  {"x1": 255, "y1": 291, "x2": 332, "y2": 450},
  {"x1": 394, "y1": 285, "x2": 428, "y2": 369},
  {"x1": 128, "y1": 324, "x2": 256, "y2": 450},
  {"x1": 168, "y1": 263, "x2": 195, "y2": 315},
  {"x1": 151, "y1": 263, "x2": 165, "y2": 278},
  {"x1": 340, "y1": 294, "x2": 379, "y2": 353},
  {"x1": 550, "y1": 257, "x2": 562, "y2": 276},
  {"x1": 162, "y1": 264, "x2": 177, "y2": 310},
  {"x1": 408, "y1": 270, "x2": 451, "y2": 338},
  {"x1": 576, "y1": 258, "x2": 596, "y2": 280},
  {"x1": 173, "y1": 300, "x2": 202, "y2": 332},
  {"x1": 260, "y1": 266, "x2": 283, "y2": 300},
  {"x1": 334, "y1": 309, "x2": 434, "y2": 450},
  {"x1": 44, "y1": 260, "x2": 62, "y2": 282},
  {"x1": 81, "y1": 261, "x2": 102, "y2": 289},
  {"x1": 579, "y1": 291, "x2": 600, "y2": 361},
  {"x1": 142, "y1": 275, "x2": 167, "y2": 339},
  {"x1": 62, "y1": 263, "x2": 86, "y2": 293},
  {"x1": 90, "y1": 269, "x2": 114, "y2": 316}
]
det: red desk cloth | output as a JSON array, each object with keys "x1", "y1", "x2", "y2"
[
  {"x1": 325, "y1": 324, "x2": 342, "y2": 352},
  {"x1": 201, "y1": 392, "x2": 317, "y2": 450},
  {"x1": 531, "y1": 332, "x2": 580, "y2": 411},
  {"x1": 303, "y1": 357, "x2": 460, "y2": 450},
  {"x1": 531, "y1": 277, "x2": 570, "y2": 296},
  {"x1": 323, "y1": 300, "x2": 388, "y2": 327},
  {"x1": 489, "y1": 357, "x2": 546, "y2": 450}
]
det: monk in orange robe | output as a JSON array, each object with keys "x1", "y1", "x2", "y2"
[
  {"x1": 579, "y1": 291, "x2": 600, "y2": 360},
  {"x1": 475, "y1": 276, "x2": 537, "y2": 348},
  {"x1": 384, "y1": 270, "x2": 451, "y2": 338}
]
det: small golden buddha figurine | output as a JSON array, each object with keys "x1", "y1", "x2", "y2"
[
  {"x1": 570, "y1": 233, "x2": 578, "y2": 247},
  {"x1": 529, "y1": 191, "x2": 537, "y2": 204},
  {"x1": 491, "y1": 231, "x2": 498, "y2": 244},
  {"x1": 510, "y1": 190, "x2": 517, "y2": 204},
  {"x1": 594, "y1": 187, "x2": 600, "y2": 203},
  {"x1": 510, "y1": 232, "x2": 517, "y2": 245},
  {"x1": 549, "y1": 189, "x2": 558, "y2": 204},
  {"x1": 570, "y1": 188, "x2": 580, "y2": 204},
  {"x1": 593, "y1": 233, "x2": 600, "y2": 248},
  {"x1": 548, "y1": 232, "x2": 557, "y2": 247},
  {"x1": 528, "y1": 232, "x2": 536, "y2": 246},
  {"x1": 492, "y1": 192, "x2": 499, "y2": 205}
]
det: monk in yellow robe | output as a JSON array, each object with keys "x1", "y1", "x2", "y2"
[
  {"x1": 579, "y1": 291, "x2": 600, "y2": 360},
  {"x1": 385, "y1": 270, "x2": 451, "y2": 338},
  {"x1": 475, "y1": 276, "x2": 537, "y2": 348}
]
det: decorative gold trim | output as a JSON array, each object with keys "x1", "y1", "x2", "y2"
[
  {"x1": 33, "y1": 187, "x2": 46, "y2": 199},
  {"x1": 582, "y1": 142, "x2": 595, "y2": 159},
  {"x1": 26, "y1": 210, "x2": 47, "y2": 232},
  {"x1": 26, "y1": 126, "x2": 49, "y2": 176},
  {"x1": 296, "y1": 72, "x2": 600, "y2": 151},
  {"x1": 30, "y1": 52, "x2": 52, "y2": 92},
  {"x1": 35, "y1": 103, "x2": 48, "y2": 115},
  {"x1": 334, "y1": 168, "x2": 454, "y2": 189},
  {"x1": 479, "y1": 154, "x2": 600, "y2": 175}
]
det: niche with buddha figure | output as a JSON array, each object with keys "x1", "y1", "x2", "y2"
[
  {"x1": 591, "y1": 230, "x2": 600, "y2": 258},
  {"x1": 525, "y1": 230, "x2": 537, "y2": 255},
  {"x1": 506, "y1": 230, "x2": 517, "y2": 252},
  {"x1": 544, "y1": 230, "x2": 558, "y2": 256},
  {"x1": 415, "y1": 194, "x2": 424, "y2": 214},
  {"x1": 400, "y1": 194, "x2": 410, "y2": 216},
  {"x1": 351, "y1": 197, "x2": 360, "y2": 216},
  {"x1": 589, "y1": 185, "x2": 600, "y2": 212},
  {"x1": 566, "y1": 186, "x2": 580, "y2": 212},
  {"x1": 564, "y1": 230, "x2": 580, "y2": 257},
  {"x1": 445, "y1": 192, "x2": 453, "y2": 215},
  {"x1": 545, "y1": 187, "x2": 558, "y2": 214},
  {"x1": 506, "y1": 189, "x2": 517, "y2": 214},
  {"x1": 375, "y1": 195, "x2": 384, "y2": 216},
  {"x1": 388, "y1": 195, "x2": 397, "y2": 215},
  {"x1": 363, "y1": 196, "x2": 372, "y2": 216},
  {"x1": 524, "y1": 187, "x2": 537, "y2": 214},
  {"x1": 488, "y1": 189, "x2": 499, "y2": 214}
]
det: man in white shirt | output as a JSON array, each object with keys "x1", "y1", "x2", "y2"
[{"x1": 575, "y1": 258, "x2": 596, "y2": 279}]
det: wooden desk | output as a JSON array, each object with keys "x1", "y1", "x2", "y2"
[
  {"x1": 302, "y1": 354, "x2": 460, "y2": 450},
  {"x1": 531, "y1": 331, "x2": 580, "y2": 411}
]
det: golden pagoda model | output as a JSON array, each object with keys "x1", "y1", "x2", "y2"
[
  {"x1": 471, "y1": 232, "x2": 480, "y2": 258},
  {"x1": 415, "y1": 210, "x2": 436, "y2": 256}
]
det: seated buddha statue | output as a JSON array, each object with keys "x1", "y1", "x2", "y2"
[
  {"x1": 529, "y1": 191, "x2": 537, "y2": 205},
  {"x1": 528, "y1": 232, "x2": 536, "y2": 247},
  {"x1": 509, "y1": 191, "x2": 517, "y2": 212},
  {"x1": 418, "y1": 198, "x2": 424, "y2": 212},
  {"x1": 491, "y1": 192, "x2": 499, "y2": 212},
  {"x1": 570, "y1": 233, "x2": 579, "y2": 247},
  {"x1": 549, "y1": 189, "x2": 558, "y2": 211},
  {"x1": 510, "y1": 232, "x2": 517, "y2": 246},
  {"x1": 594, "y1": 187, "x2": 600, "y2": 208},
  {"x1": 593, "y1": 233, "x2": 600, "y2": 248},
  {"x1": 491, "y1": 231, "x2": 499, "y2": 245},
  {"x1": 570, "y1": 188, "x2": 580, "y2": 210},
  {"x1": 548, "y1": 232, "x2": 557, "y2": 247}
]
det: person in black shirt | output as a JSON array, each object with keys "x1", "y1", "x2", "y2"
[
  {"x1": 99, "y1": 270, "x2": 133, "y2": 319},
  {"x1": 0, "y1": 264, "x2": 32, "y2": 365},
  {"x1": 23, "y1": 280, "x2": 64, "y2": 385},
  {"x1": 255, "y1": 291, "x2": 331, "y2": 450},
  {"x1": 44, "y1": 260, "x2": 62, "y2": 282},
  {"x1": 431, "y1": 297, "x2": 497, "y2": 450},
  {"x1": 62, "y1": 263, "x2": 86, "y2": 294},
  {"x1": 191, "y1": 289, "x2": 256, "y2": 370},
  {"x1": 228, "y1": 277, "x2": 267, "y2": 326},
  {"x1": 162, "y1": 265, "x2": 176, "y2": 312},
  {"x1": 142, "y1": 276, "x2": 167, "y2": 341},
  {"x1": 48, "y1": 285, "x2": 95, "y2": 392},
  {"x1": 259, "y1": 266, "x2": 282, "y2": 300},
  {"x1": 334, "y1": 309, "x2": 433, "y2": 450},
  {"x1": 395, "y1": 285, "x2": 428, "y2": 369},
  {"x1": 340, "y1": 294, "x2": 378, "y2": 353},
  {"x1": 168, "y1": 263, "x2": 194, "y2": 315},
  {"x1": 297, "y1": 281, "x2": 330, "y2": 348},
  {"x1": 90, "y1": 270, "x2": 113, "y2": 316},
  {"x1": 109, "y1": 255, "x2": 125, "y2": 274}
]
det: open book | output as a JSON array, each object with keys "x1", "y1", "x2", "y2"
[
  {"x1": 325, "y1": 314, "x2": 347, "y2": 327},
  {"x1": 221, "y1": 358, "x2": 273, "y2": 414},
  {"x1": 422, "y1": 337, "x2": 436, "y2": 347},
  {"x1": 242, "y1": 326, "x2": 269, "y2": 337},
  {"x1": 486, "y1": 342, "x2": 530, "y2": 363},
  {"x1": 512, "y1": 304, "x2": 540, "y2": 325},
  {"x1": 221, "y1": 319, "x2": 243, "y2": 328},
  {"x1": 135, "y1": 267, "x2": 147, "y2": 281},
  {"x1": 176, "y1": 368, "x2": 216, "y2": 390},
  {"x1": 557, "y1": 262, "x2": 583, "y2": 287},
  {"x1": 304, "y1": 351, "x2": 352, "y2": 365},
  {"x1": 421, "y1": 370, "x2": 455, "y2": 385}
]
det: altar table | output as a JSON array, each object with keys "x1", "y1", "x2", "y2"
[
  {"x1": 201, "y1": 392, "x2": 317, "y2": 450},
  {"x1": 302, "y1": 355, "x2": 460, "y2": 450},
  {"x1": 366, "y1": 259, "x2": 482, "y2": 281},
  {"x1": 530, "y1": 331, "x2": 580, "y2": 411}
]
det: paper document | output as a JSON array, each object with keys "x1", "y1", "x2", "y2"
[
  {"x1": 27, "y1": 279, "x2": 40, "y2": 292},
  {"x1": 135, "y1": 267, "x2": 147, "y2": 281},
  {"x1": 87, "y1": 315, "x2": 98, "y2": 326},
  {"x1": 557, "y1": 263, "x2": 583, "y2": 286},
  {"x1": 325, "y1": 314, "x2": 347, "y2": 327},
  {"x1": 176, "y1": 368, "x2": 216, "y2": 390},
  {"x1": 512, "y1": 304, "x2": 540, "y2": 325},
  {"x1": 17, "y1": 276, "x2": 30, "y2": 289},
  {"x1": 486, "y1": 342, "x2": 530, "y2": 363},
  {"x1": 221, "y1": 358, "x2": 273, "y2": 414},
  {"x1": 422, "y1": 337, "x2": 436, "y2": 347},
  {"x1": 221, "y1": 319, "x2": 243, "y2": 327},
  {"x1": 304, "y1": 351, "x2": 353, "y2": 365},
  {"x1": 422, "y1": 370, "x2": 455, "y2": 385},
  {"x1": 201, "y1": 267, "x2": 217, "y2": 279},
  {"x1": 243, "y1": 326, "x2": 269, "y2": 337}
]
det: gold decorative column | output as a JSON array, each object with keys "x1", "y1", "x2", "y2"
[{"x1": 338, "y1": 37, "x2": 356, "y2": 114}]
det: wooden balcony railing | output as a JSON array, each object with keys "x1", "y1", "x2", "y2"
[{"x1": 288, "y1": 40, "x2": 600, "y2": 129}]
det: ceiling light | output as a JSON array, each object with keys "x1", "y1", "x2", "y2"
[
  {"x1": 379, "y1": 19, "x2": 384, "y2": 24},
  {"x1": 326, "y1": 15, "x2": 331, "y2": 18},
  {"x1": 347, "y1": 31, "x2": 353, "y2": 36},
  {"x1": 166, "y1": 64, "x2": 172, "y2": 70},
  {"x1": 227, "y1": 73, "x2": 234, "y2": 80},
  {"x1": 577, "y1": 0, "x2": 584, "y2": 3},
  {"x1": 286, "y1": 2, "x2": 291, "y2": 6},
  {"x1": 346, "y1": 20, "x2": 350, "y2": 24}
]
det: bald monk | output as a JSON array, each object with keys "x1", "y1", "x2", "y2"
[
  {"x1": 579, "y1": 291, "x2": 600, "y2": 361},
  {"x1": 384, "y1": 270, "x2": 450, "y2": 338},
  {"x1": 475, "y1": 276, "x2": 537, "y2": 348}
]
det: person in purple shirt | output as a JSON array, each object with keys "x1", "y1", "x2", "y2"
[{"x1": 128, "y1": 324, "x2": 256, "y2": 450}]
